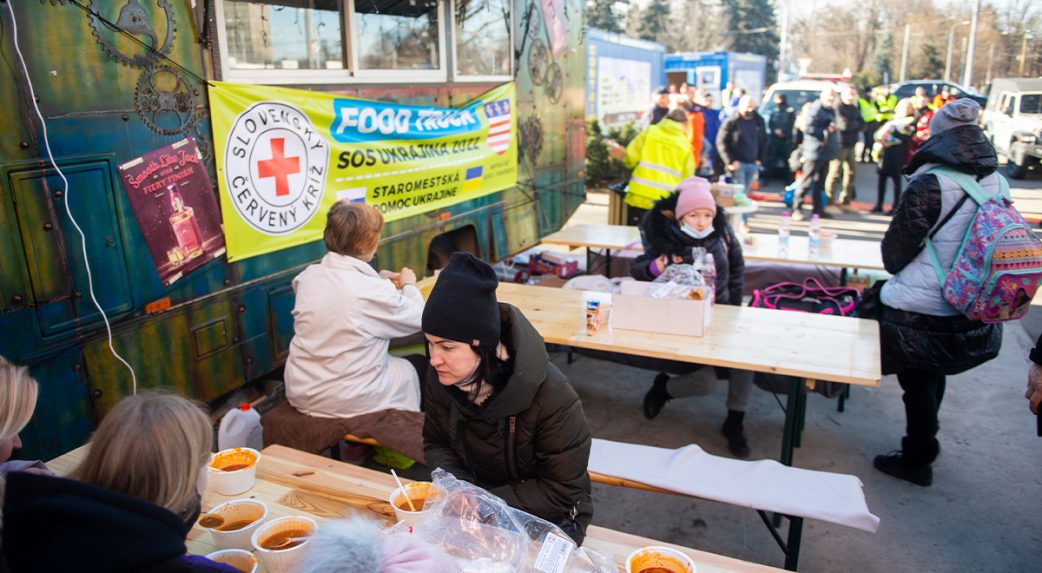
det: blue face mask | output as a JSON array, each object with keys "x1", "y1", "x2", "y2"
[{"x1": 681, "y1": 223, "x2": 713, "y2": 240}]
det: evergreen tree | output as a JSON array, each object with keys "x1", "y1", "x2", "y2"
[
  {"x1": 917, "y1": 42, "x2": 945, "y2": 80},
  {"x1": 873, "y1": 31, "x2": 894, "y2": 84},
  {"x1": 638, "y1": 0, "x2": 671, "y2": 43},
  {"x1": 725, "y1": 0, "x2": 779, "y2": 62},
  {"x1": 586, "y1": 0, "x2": 622, "y2": 33}
]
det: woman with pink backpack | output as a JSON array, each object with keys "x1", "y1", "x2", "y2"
[{"x1": 865, "y1": 99, "x2": 1011, "y2": 487}]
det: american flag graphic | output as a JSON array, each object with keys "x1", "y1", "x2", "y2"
[{"x1": 483, "y1": 99, "x2": 512, "y2": 155}]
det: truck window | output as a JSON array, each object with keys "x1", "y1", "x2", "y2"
[
  {"x1": 355, "y1": 0, "x2": 442, "y2": 71},
  {"x1": 215, "y1": 0, "x2": 511, "y2": 83},
  {"x1": 1003, "y1": 95, "x2": 1016, "y2": 117},
  {"x1": 1020, "y1": 94, "x2": 1042, "y2": 114},
  {"x1": 455, "y1": 0, "x2": 512, "y2": 79},
  {"x1": 221, "y1": 0, "x2": 344, "y2": 73}
]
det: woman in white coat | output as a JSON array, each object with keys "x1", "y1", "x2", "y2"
[{"x1": 285, "y1": 202, "x2": 426, "y2": 419}]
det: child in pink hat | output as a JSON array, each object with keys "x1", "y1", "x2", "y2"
[{"x1": 628, "y1": 177, "x2": 755, "y2": 457}]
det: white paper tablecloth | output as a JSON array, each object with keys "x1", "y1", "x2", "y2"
[{"x1": 589, "y1": 438, "x2": 880, "y2": 533}]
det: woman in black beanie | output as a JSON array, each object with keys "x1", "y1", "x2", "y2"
[{"x1": 421, "y1": 252, "x2": 593, "y2": 545}]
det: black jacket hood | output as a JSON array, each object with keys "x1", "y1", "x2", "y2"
[
  {"x1": 904, "y1": 124, "x2": 997, "y2": 178},
  {"x1": 2, "y1": 472, "x2": 191, "y2": 572},
  {"x1": 641, "y1": 190, "x2": 730, "y2": 256}
]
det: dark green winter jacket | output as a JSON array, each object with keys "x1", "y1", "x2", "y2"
[{"x1": 422, "y1": 303, "x2": 593, "y2": 544}]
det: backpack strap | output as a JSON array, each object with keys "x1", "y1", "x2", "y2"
[{"x1": 922, "y1": 166, "x2": 1009, "y2": 285}]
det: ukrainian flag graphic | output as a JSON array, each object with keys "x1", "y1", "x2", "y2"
[{"x1": 462, "y1": 166, "x2": 484, "y2": 193}]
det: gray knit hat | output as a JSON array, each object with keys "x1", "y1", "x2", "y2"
[{"x1": 929, "y1": 98, "x2": 981, "y2": 136}]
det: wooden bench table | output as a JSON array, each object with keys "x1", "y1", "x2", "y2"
[
  {"x1": 492, "y1": 282, "x2": 881, "y2": 467},
  {"x1": 50, "y1": 445, "x2": 786, "y2": 573},
  {"x1": 540, "y1": 224, "x2": 885, "y2": 274}
]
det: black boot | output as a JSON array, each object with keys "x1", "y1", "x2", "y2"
[
  {"x1": 873, "y1": 451, "x2": 933, "y2": 486},
  {"x1": 642, "y1": 373, "x2": 672, "y2": 419},
  {"x1": 721, "y1": 410, "x2": 750, "y2": 458}
]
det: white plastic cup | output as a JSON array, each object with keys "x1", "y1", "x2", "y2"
[
  {"x1": 207, "y1": 447, "x2": 261, "y2": 496},
  {"x1": 251, "y1": 515, "x2": 317, "y2": 573},
  {"x1": 205, "y1": 549, "x2": 258, "y2": 573},
  {"x1": 820, "y1": 231, "x2": 836, "y2": 252},
  {"x1": 625, "y1": 545, "x2": 697, "y2": 573},
  {"x1": 203, "y1": 498, "x2": 268, "y2": 550},
  {"x1": 388, "y1": 481, "x2": 438, "y2": 527}
]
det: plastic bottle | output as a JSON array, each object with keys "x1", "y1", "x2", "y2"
[
  {"x1": 218, "y1": 403, "x2": 263, "y2": 451},
  {"x1": 701, "y1": 252, "x2": 717, "y2": 306},
  {"x1": 808, "y1": 213, "x2": 822, "y2": 258},
  {"x1": 778, "y1": 210, "x2": 791, "y2": 256}
]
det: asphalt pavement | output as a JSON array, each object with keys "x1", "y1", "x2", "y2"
[{"x1": 548, "y1": 161, "x2": 1042, "y2": 572}]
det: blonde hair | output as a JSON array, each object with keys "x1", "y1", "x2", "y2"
[
  {"x1": 0, "y1": 356, "x2": 38, "y2": 447},
  {"x1": 323, "y1": 201, "x2": 384, "y2": 259},
  {"x1": 0, "y1": 356, "x2": 40, "y2": 505},
  {"x1": 73, "y1": 393, "x2": 212, "y2": 519}
]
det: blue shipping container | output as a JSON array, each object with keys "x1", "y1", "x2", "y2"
[
  {"x1": 664, "y1": 52, "x2": 767, "y2": 109},
  {"x1": 586, "y1": 28, "x2": 666, "y2": 126}
]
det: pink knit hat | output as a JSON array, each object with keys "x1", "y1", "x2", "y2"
[{"x1": 675, "y1": 177, "x2": 716, "y2": 219}]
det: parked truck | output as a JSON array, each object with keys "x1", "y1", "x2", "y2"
[{"x1": 0, "y1": 0, "x2": 585, "y2": 459}]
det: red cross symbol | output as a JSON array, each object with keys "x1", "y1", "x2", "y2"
[{"x1": 256, "y1": 138, "x2": 301, "y2": 197}]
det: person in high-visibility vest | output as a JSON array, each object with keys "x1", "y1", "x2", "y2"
[
  {"x1": 859, "y1": 91, "x2": 880, "y2": 162},
  {"x1": 619, "y1": 108, "x2": 696, "y2": 225},
  {"x1": 874, "y1": 86, "x2": 898, "y2": 122}
]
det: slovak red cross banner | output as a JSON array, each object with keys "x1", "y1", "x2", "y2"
[{"x1": 208, "y1": 82, "x2": 516, "y2": 262}]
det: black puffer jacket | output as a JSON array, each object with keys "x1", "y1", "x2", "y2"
[
  {"x1": 876, "y1": 124, "x2": 1002, "y2": 375},
  {"x1": 423, "y1": 304, "x2": 593, "y2": 545},
  {"x1": 716, "y1": 112, "x2": 767, "y2": 166},
  {"x1": 630, "y1": 191, "x2": 744, "y2": 305},
  {"x1": 2, "y1": 472, "x2": 237, "y2": 573}
]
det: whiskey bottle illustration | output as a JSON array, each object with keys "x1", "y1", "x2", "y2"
[{"x1": 166, "y1": 185, "x2": 204, "y2": 265}]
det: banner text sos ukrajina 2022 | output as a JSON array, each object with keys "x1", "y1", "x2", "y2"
[{"x1": 209, "y1": 82, "x2": 516, "y2": 262}]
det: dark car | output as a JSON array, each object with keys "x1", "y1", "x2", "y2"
[{"x1": 891, "y1": 80, "x2": 988, "y2": 106}]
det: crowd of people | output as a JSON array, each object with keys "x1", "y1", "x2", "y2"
[
  {"x1": 0, "y1": 87, "x2": 1038, "y2": 573},
  {"x1": 622, "y1": 81, "x2": 967, "y2": 223}
]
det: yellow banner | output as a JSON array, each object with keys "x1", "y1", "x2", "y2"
[{"x1": 209, "y1": 82, "x2": 517, "y2": 261}]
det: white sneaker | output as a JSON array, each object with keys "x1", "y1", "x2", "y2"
[
  {"x1": 791, "y1": 209, "x2": 805, "y2": 222},
  {"x1": 824, "y1": 205, "x2": 843, "y2": 216}
]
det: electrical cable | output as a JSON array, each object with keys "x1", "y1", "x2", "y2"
[{"x1": 5, "y1": 0, "x2": 138, "y2": 394}]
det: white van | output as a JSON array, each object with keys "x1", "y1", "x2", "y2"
[
  {"x1": 759, "y1": 80, "x2": 848, "y2": 121},
  {"x1": 983, "y1": 78, "x2": 1042, "y2": 179}
]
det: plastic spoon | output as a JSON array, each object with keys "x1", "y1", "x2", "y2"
[
  {"x1": 197, "y1": 513, "x2": 225, "y2": 529},
  {"x1": 267, "y1": 535, "x2": 310, "y2": 550},
  {"x1": 390, "y1": 469, "x2": 417, "y2": 512}
]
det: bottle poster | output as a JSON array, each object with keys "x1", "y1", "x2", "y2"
[{"x1": 117, "y1": 137, "x2": 226, "y2": 286}]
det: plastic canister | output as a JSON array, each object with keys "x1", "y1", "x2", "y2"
[{"x1": 218, "y1": 403, "x2": 264, "y2": 452}]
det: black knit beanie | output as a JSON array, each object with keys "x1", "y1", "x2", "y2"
[{"x1": 422, "y1": 252, "x2": 501, "y2": 346}]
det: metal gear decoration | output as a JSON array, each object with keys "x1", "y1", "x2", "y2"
[
  {"x1": 89, "y1": 0, "x2": 175, "y2": 68},
  {"x1": 519, "y1": 115, "x2": 544, "y2": 166},
  {"x1": 135, "y1": 64, "x2": 197, "y2": 135},
  {"x1": 544, "y1": 62, "x2": 563, "y2": 105},
  {"x1": 528, "y1": 39, "x2": 549, "y2": 87}
]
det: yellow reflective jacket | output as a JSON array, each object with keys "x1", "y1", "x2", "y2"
[
  {"x1": 859, "y1": 97, "x2": 878, "y2": 122},
  {"x1": 623, "y1": 119, "x2": 695, "y2": 210},
  {"x1": 874, "y1": 94, "x2": 897, "y2": 122}
]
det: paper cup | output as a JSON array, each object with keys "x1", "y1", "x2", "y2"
[
  {"x1": 251, "y1": 516, "x2": 317, "y2": 573},
  {"x1": 205, "y1": 549, "x2": 258, "y2": 573},
  {"x1": 388, "y1": 481, "x2": 439, "y2": 527},
  {"x1": 820, "y1": 232, "x2": 836, "y2": 252},
  {"x1": 202, "y1": 498, "x2": 268, "y2": 550},
  {"x1": 625, "y1": 546, "x2": 697, "y2": 573},
  {"x1": 208, "y1": 448, "x2": 261, "y2": 496}
]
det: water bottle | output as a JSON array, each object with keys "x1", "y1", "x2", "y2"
[
  {"x1": 778, "y1": 210, "x2": 791, "y2": 256},
  {"x1": 218, "y1": 403, "x2": 263, "y2": 451},
  {"x1": 809, "y1": 214, "x2": 822, "y2": 258},
  {"x1": 701, "y1": 252, "x2": 717, "y2": 306}
]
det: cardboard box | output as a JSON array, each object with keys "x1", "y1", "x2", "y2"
[
  {"x1": 529, "y1": 252, "x2": 581, "y2": 278},
  {"x1": 710, "y1": 182, "x2": 736, "y2": 208},
  {"x1": 611, "y1": 281, "x2": 712, "y2": 336}
]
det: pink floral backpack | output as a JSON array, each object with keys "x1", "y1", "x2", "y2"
[{"x1": 925, "y1": 166, "x2": 1042, "y2": 323}]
